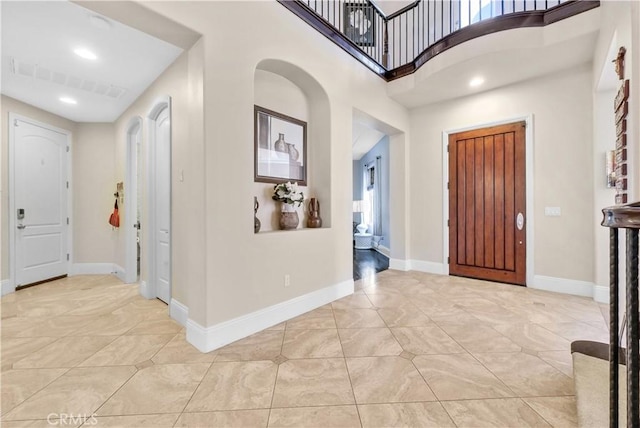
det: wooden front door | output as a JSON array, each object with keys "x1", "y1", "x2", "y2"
[{"x1": 448, "y1": 122, "x2": 526, "y2": 285}]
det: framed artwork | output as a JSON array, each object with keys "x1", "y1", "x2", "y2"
[
  {"x1": 344, "y1": 2, "x2": 375, "y2": 47},
  {"x1": 254, "y1": 105, "x2": 307, "y2": 185}
]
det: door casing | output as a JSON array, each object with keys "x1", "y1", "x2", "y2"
[
  {"x1": 442, "y1": 115, "x2": 534, "y2": 286},
  {"x1": 143, "y1": 96, "x2": 172, "y2": 302},
  {"x1": 7, "y1": 113, "x2": 73, "y2": 294}
]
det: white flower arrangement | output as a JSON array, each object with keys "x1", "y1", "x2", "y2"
[{"x1": 272, "y1": 181, "x2": 304, "y2": 206}]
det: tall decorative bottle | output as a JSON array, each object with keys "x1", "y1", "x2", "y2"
[
  {"x1": 274, "y1": 133, "x2": 287, "y2": 153},
  {"x1": 254, "y1": 197, "x2": 261, "y2": 233},
  {"x1": 307, "y1": 198, "x2": 322, "y2": 228}
]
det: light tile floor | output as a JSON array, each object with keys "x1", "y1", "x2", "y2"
[{"x1": 1, "y1": 270, "x2": 609, "y2": 427}]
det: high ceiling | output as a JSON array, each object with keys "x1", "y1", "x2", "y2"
[
  {"x1": 353, "y1": 121, "x2": 386, "y2": 160},
  {"x1": 1, "y1": 1, "x2": 183, "y2": 122},
  {"x1": 387, "y1": 6, "x2": 601, "y2": 108},
  {"x1": 370, "y1": 0, "x2": 416, "y2": 17}
]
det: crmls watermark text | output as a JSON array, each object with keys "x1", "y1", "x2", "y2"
[{"x1": 46, "y1": 413, "x2": 98, "y2": 426}]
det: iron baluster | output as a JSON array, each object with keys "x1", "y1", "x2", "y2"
[
  {"x1": 383, "y1": 19, "x2": 388, "y2": 68},
  {"x1": 626, "y1": 228, "x2": 640, "y2": 428},
  {"x1": 438, "y1": 0, "x2": 442, "y2": 38},
  {"x1": 610, "y1": 227, "x2": 619, "y2": 428}
]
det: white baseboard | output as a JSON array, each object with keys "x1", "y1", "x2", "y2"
[
  {"x1": 389, "y1": 259, "x2": 446, "y2": 275},
  {"x1": 1, "y1": 279, "x2": 15, "y2": 296},
  {"x1": 530, "y1": 275, "x2": 596, "y2": 299},
  {"x1": 389, "y1": 258, "x2": 410, "y2": 271},
  {"x1": 170, "y1": 299, "x2": 188, "y2": 327},
  {"x1": 69, "y1": 263, "x2": 115, "y2": 276},
  {"x1": 186, "y1": 279, "x2": 354, "y2": 353},
  {"x1": 410, "y1": 260, "x2": 446, "y2": 275},
  {"x1": 593, "y1": 285, "x2": 610, "y2": 304},
  {"x1": 139, "y1": 280, "x2": 153, "y2": 299},
  {"x1": 375, "y1": 245, "x2": 391, "y2": 258},
  {"x1": 113, "y1": 264, "x2": 126, "y2": 283}
]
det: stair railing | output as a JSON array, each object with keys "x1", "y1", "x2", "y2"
[
  {"x1": 285, "y1": 0, "x2": 568, "y2": 69},
  {"x1": 602, "y1": 202, "x2": 640, "y2": 427}
]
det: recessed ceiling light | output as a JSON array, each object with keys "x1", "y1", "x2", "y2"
[
  {"x1": 59, "y1": 96, "x2": 77, "y2": 105},
  {"x1": 73, "y1": 48, "x2": 97, "y2": 61},
  {"x1": 469, "y1": 76, "x2": 485, "y2": 87}
]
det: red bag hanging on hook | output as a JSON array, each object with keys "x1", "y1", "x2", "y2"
[{"x1": 109, "y1": 199, "x2": 120, "y2": 228}]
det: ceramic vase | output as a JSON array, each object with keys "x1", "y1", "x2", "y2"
[
  {"x1": 254, "y1": 197, "x2": 261, "y2": 233},
  {"x1": 280, "y1": 203, "x2": 299, "y2": 230},
  {"x1": 307, "y1": 198, "x2": 322, "y2": 228},
  {"x1": 274, "y1": 133, "x2": 287, "y2": 153},
  {"x1": 286, "y1": 143, "x2": 300, "y2": 162}
]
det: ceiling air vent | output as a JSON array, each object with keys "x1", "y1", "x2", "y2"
[
  {"x1": 52, "y1": 71, "x2": 66, "y2": 85},
  {"x1": 12, "y1": 58, "x2": 35, "y2": 77},
  {"x1": 10, "y1": 57, "x2": 128, "y2": 100},
  {"x1": 106, "y1": 86, "x2": 125, "y2": 98}
]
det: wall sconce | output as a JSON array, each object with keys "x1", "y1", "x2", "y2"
[{"x1": 606, "y1": 150, "x2": 616, "y2": 189}]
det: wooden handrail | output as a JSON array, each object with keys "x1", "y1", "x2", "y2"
[
  {"x1": 602, "y1": 202, "x2": 640, "y2": 229},
  {"x1": 601, "y1": 201, "x2": 640, "y2": 427},
  {"x1": 278, "y1": 0, "x2": 600, "y2": 81}
]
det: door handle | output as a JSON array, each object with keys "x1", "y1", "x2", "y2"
[
  {"x1": 516, "y1": 212, "x2": 524, "y2": 231},
  {"x1": 17, "y1": 224, "x2": 26, "y2": 230}
]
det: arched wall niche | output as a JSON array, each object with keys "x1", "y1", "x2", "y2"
[{"x1": 253, "y1": 59, "x2": 332, "y2": 231}]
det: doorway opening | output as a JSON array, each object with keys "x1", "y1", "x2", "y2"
[
  {"x1": 125, "y1": 117, "x2": 142, "y2": 284},
  {"x1": 352, "y1": 118, "x2": 390, "y2": 281},
  {"x1": 447, "y1": 121, "x2": 527, "y2": 285},
  {"x1": 146, "y1": 97, "x2": 172, "y2": 304},
  {"x1": 9, "y1": 114, "x2": 71, "y2": 291}
]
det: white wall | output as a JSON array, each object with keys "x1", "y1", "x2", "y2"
[{"x1": 409, "y1": 65, "x2": 594, "y2": 283}]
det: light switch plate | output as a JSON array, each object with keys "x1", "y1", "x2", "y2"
[{"x1": 545, "y1": 207, "x2": 561, "y2": 216}]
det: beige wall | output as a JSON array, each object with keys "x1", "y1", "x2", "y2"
[
  {"x1": 409, "y1": 65, "x2": 595, "y2": 283},
  {"x1": 1, "y1": 96, "x2": 77, "y2": 280},
  {"x1": 141, "y1": 1, "x2": 410, "y2": 326},
  {"x1": 73, "y1": 123, "x2": 117, "y2": 264},
  {"x1": 591, "y1": 1, "x2": 640, "y2": 290},
  {"x1": 592, "y1": 89, "x2": 616, "y2": 288},
  {"x1": 5, "y1": 0, "x2": 624, "y2": 333},
  {"x1": 253, "y1": 69, "x2": 309, "y2": 232}
]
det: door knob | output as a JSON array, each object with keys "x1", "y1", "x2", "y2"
[
  {"x1": 17, "y1": 224, "x2": 26, "y2": 230},
  {"x1": 516, "y1": 213, "x2": 524, "y2": 230}
]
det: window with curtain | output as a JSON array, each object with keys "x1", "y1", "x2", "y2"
[
  {"x1": 363, "y1": 162, "x2": 380, "y2": 235},
  {"x1": 363, "y1": 157, "x2": 383, "y2": 238}
]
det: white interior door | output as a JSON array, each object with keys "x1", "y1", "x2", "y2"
[
  {"x1": 154, "y1": 108, "x2": 171, "y2": 303},
  {"x1": 12, "y1": 117, "x2": 68, "y2": 287}
]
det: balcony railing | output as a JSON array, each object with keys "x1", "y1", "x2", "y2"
[
  {"x1": 278, "y1": 0, "x2": 600, "y2": 80},
  {"x1": 601, "y1": 202, "x2": 640, "y2": 427}
]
